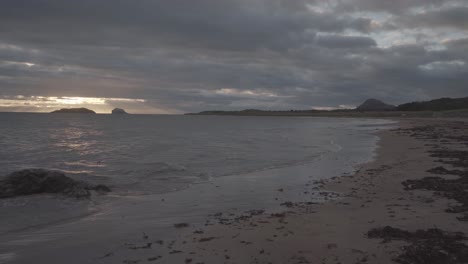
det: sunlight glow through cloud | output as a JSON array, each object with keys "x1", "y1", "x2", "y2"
[
  {"x1": 1, "y1": 61, "x2": 36, "y2": 67},
  {"x1": 214, "y1": 88, "x2": 284, "y2": 98},
  {"x1": 419, "y1": 60, "x2": 466, "y2": 71},
  {"x1": 0, "y1": 96, "x2": 152, "y2": 114}
]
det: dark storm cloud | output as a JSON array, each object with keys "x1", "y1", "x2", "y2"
[
  {"x1": 0, "y1": 0, "x2": 467, "y2": 113},
  {"x1": 0, "y1": 0, "x2": 372, "y2": 50}
]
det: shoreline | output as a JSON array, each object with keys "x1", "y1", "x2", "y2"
[
  {"x1": 0, "y1": 118, "x2": 389, "y2": 264},
  {"x1": 1, "y1": 118, "x2": 467, "y2": 263},
  {"x1": 123, "y1": 118, "x2": 467, "y2": 264}
]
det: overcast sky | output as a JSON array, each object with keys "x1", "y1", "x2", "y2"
[{"x1": 1, "y1": 0, "x2": 467, "y2": 113}]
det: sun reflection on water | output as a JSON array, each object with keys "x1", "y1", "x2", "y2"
[{"x1": 50, "y1": 125, "x2": 103, "y2": 156}]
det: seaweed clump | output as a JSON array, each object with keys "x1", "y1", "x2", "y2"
[{"x1": 368, "y1": 226, "x2": 468, "y2": 264}]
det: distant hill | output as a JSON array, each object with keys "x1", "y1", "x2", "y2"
[
  {"x1": 356, "y1": 99, "x2": 396, "y2": 111},
  {"x1": 50, "y1": 108, "x2": 96, "y2": 114},
  {"x1": 186, "y1": 96, "x2": 468, "y2": 116},
  {"x1": 397, "y1": 97, "x2": 468, "y2": 111},
  {"x1": 112, "y1": 108, "x2": 128, "y2": 114}
]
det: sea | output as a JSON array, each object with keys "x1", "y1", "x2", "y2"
[{"x1": 0, "y1": 113, "x2": 393, "y2": 196}]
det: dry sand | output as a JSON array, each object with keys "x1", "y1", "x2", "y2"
[{"x1": 121, "y1": 118, "x2": 467, "y2": 264}]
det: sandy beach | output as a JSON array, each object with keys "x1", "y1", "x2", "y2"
[
  {"x1": 119, "y1": 118, "x2": 467, "y2": 264},
  {"x1": 1, "y1": 118, "x2": 467, "y2": 264}
]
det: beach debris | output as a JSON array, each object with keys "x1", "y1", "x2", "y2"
[
  {"x1": 398, "y1": 124, "x2": 468, "y2": 221},
  {"x1": 270, "y1": 212, "x2": 286, "y2": 218},
  {"x1": 167, "y1": 240, "x2": 176, "y2": 249},
  {"x1": 402, "y1": 173, "x2": 468, "y2": 220},
  {"x1": 428, "y1": 149, "x2": 468, "y2": 168},
  {"x1": 127, "y1": 243, "x2": 152, "y2": 250},
  {"x1": 100, "y1": 252, "x2": 114, "y2": 258},
  {"x1": 207, "y1": 209, "x2": 266, "y2": 226},
  {"x1": 147, "y1": 256, "x2": 161, "y2": 262},
  {"x1": 174, "y1": 223, "x2": 190, "y2": 228},
  {"x1": 246, "y1": 209, "x2": 265, "y2": 215},
  {"x1": 0, "y1": 169, "x2": 110, "y2": 199},
  {"x1": 368, "y1": 226, "x2": 468, "y2": 264},
  {"x1": 123, "y1": 260, "x2": 141, "y2": 264},
  {"x1": 198, "y1": 237, "x2": 217, "y2": 242},
  {"x1": 427, "y1": 166, "x2": 464, "y2": 176}
]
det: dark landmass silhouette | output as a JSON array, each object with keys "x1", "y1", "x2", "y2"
[
  {"x1": 187, "y1": 96, "x2": 468, "y2": 118},
  {"x1": 112, "y1": 108, "x2": 128, "y2": 114},
  {"x1": 356, "y1": 99, "x2": 396, "y2": 111},
  {"x1": 397, "y1": 97, "x2": 468, "y2": 111},
  {"x1": 50, "y1": 108, "x2": 96, "y2": 114}
]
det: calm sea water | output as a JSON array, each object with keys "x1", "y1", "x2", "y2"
[
  {"x1": 0, "y1": 113, "x2": 392, "y2": 195},
  {"x1": 0, "y1": 113, "x2": 397, "y2": 264}
]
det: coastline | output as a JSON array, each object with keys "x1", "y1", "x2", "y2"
[
  {"x1": 0, "y1": 117, "x2": 389, "y2": 264},
  {"x1": 134, "y1": 118, "x2": 468, "y2": 264},
  {"x1": 1, "y1": 118, "x2": 467, "y2": 263}
]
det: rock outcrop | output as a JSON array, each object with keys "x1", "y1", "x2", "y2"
[
  {"x1": 111, "y1": 108, "x2": 128, "y2": 114},
  {"x1": 0, "y1": 169, "x2": 110, "y2": 199},
  {"x1": 356, "y1": 99, "x2": 396, "y2": 111},
  {"x1": 50, "y1": 108, "x2": 96, "y2": 114}
]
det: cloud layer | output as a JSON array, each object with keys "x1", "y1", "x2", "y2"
[{"x1": 0, "y1": 0, "x2": 467, "y2": 113}]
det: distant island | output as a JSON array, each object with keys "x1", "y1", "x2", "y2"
[
  {"x1": 50, "y1": 108, "x2": 96, "y2": 114},
  {"x1": 112, "y1": 108, "x2": 128, "y2": 114},
  {"x1": 186, "y1": 96, "x2": 468, "y2": 118}
]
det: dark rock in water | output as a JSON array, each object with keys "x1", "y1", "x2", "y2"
[
  {"x1": 94, "y1": 184, "x2": 111, "y2": 193},
  {"x1": 112, "y1": 108, "x2": 128, "y2": 114},
  {"x1": 50, "y1": 108, "x2": 96, "y2": 114},
  {"x1": 0, "y1": 169, "x2": 110, "y2": 199},
  {"x1": 356, "y1": 99, "x2": 396, "y2": 111}
]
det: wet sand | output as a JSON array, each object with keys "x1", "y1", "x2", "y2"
[
  {"x1": 123, "y1": 118, "x2": 467, "y2": 264},
  {"x1": 2, "y1": 118, "x2": 468, "y2": 264}
]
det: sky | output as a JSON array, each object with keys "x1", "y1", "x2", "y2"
[{"x1": 0, "y1": 0, "x2": 467, "y2": 114}]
